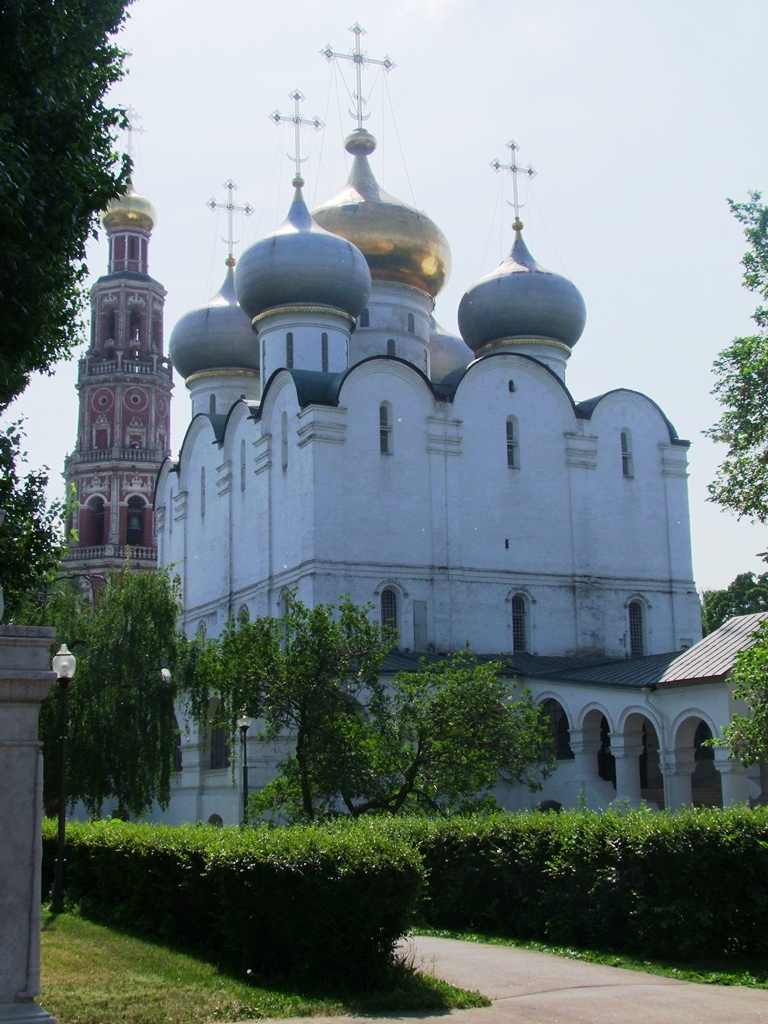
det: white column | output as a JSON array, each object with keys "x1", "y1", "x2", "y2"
[
  {"x1": 568, "y1": 729, "x2": 602, "y2": 806},
  {"x1": 714, "y1": 749, "x2": 750, "y2": 806},
  {"x1": 0, "y1": 626, "x2": 58, "y2": 1024},
  {"x1": 609, "y1": 734, "x2": 644, "y2": 805},
  {"x1": 664, "y1": 750, "x2": 696, "y2": 809}
]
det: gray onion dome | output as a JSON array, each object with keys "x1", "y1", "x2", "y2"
[
  {"x1": 235, "y1": 179, "x2": 371, "y2": 322},
  {"x1": 458, "y1": 222, "x2": 586, "y2": 353},
  {"x1": 169, "y1": 262, "x2": 258, "y2": 379},
  {"x1": 429, "y1": 317, "x2": 473, "y2": 382}
]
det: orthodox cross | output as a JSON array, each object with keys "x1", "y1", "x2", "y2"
[
  {"x1": 206, "y1": 180, "x2": 254, "y2": 262},
  {"x1": 491, "y1": 139, "x2": 537, "y2": 225},
  {"x1": 269, "y1": 89, "x2": 324, "y2": 183},
  {"x1": 321, "y1": 23, "x2": 395, "y2": 131},
  {"x1": 124, "y1": 105, "x2": 145, "y2": 163}
]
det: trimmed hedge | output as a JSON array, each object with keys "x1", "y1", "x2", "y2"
[
  {"x1": 41, "y1": 818, "x2": 423, "y2": 985},
  {"x1": 43, "y1": 807, "x2": 768, "y2": 974},
  {"x1": 398, "y1": 806, "x2": 768, "y2": 961}
]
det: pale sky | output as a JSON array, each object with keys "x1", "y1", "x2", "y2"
[{"x1": 7, "y1": 0, "x2": 768, "y2": 591}]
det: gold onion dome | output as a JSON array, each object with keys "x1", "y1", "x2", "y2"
[
  {"x1": 312, "y1": 129, "x2": 451, "y2": 298},
  {"x1": 101, "y1": 179, "x2": 156, "y2": 233}
]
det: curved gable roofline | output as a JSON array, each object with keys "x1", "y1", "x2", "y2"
[
  {"x1": 153, "y1": 453, "x2": 178, "y2": 505},
  {"x1": 435, "y1": 350, "x2": 579, "y2": 412},
  {"x1": 252, "y1": 355, "x2": 438, "y2": 421},
  {"x1": 173, "y1": 411, "x2": 228, "y2": 467},
  {"x1": 575, "y1": 389, "x2": 688, "y2": 447},
  {"x1": 221, "y1": 397, "x2": 260, "y2": 439}
]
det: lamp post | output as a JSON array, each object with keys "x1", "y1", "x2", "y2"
[
  {"x1": 237, "y1": 712, "x2": 252, "y2": 824},
  {"x1": 51, "y1": 643, "x2": 76, "y2": 912}
]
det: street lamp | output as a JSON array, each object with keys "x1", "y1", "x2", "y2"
[
  {"x1": 51, "y1": 643, "x2": 77, "y2": 912},
  {"x1": 237, "y1": 712, "x2": 253, "y2": 824}
]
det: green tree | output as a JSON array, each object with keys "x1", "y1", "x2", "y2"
[
  {"x1": 0, "y1": 0, "x2": 132, "y2": 409},
  {"x1": 706, "y1": 192, "x2": 768, "y2": 520},
  {"x1": 701, "y1": 571, "x2": 768, "y2": 635},
  {"x1": 0, "y1": 421, "x2": 68, "y2": 620},
  {"x1": 27, "y1": 567, "x2": 185, "y2": 817},
  {"x1": 720, "y1": 619, "x2": 768, "y2": 764},
  {"x1": 190, "y1": 595, "x2": 554, "y2": 822}
]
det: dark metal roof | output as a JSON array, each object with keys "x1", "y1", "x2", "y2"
[
  {"x1": 659, "y1": 613, "x2": 768, "y2": 683},
  {"x1": 92, "y1": 270, "x2": 166, "y2": 291},
  {"x1": 381, "y1": 649, "x2": 680, "y2": 689}
]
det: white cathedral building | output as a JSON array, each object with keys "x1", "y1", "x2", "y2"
[{"x1": 145, "y1": 83, "x2": 759, "y2": 822}]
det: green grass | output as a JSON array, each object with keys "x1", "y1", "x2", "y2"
[
  {"x1": 415, "y1": 927, "x2": 768, "y2": 989},
  {"x1": 40, "y1": 913, "x2": 489, "y2": 1024}
]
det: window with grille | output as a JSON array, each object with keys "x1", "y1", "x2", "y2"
[
  {"x1": 200, "y1": 467, "x2": 206, "y2": 518},
  {"x1": 209, "y1": 723, "x2": 229, "y2": 770},
  {"x1": 386, "y1": 339, "x2": 396, "y2": 357},
  {"x1": 360, "y1": 308, "x2": 369, "y2": 327},
  {"x1": 286, "y1": 332, "x2": 294, "y2": 369},
  {"x1": 381, "y1": 588, "x2": 398, "y2": 630},
  {"x1": 321, "y1": 332, "x2": 329, "y2": 372},
  {"x1": 621, "y1": 430, "x2": 633, "y2": 477},
  {"x1": 506, "y1": 418, "x2": 519, "y2": 469},
  {"x1": 209, "y1": 394, "x2": 216, "y2": 414},
  {"x1": 407, "y1": 312, "x2": 415, "y2": 333},
  {"x1": 380, "y1": 403, "x2": 392, "y2": 454},
  {"x1": 511, "y1": 594, "x2": 527, "y2": 651},
  {"x1": 628, "y1": 600, "x2": 644, "y2": 656},
  {"x1": 240, "y1": 439, "x2": 246, "y2": 492},
  {"x1": 281, "y1": 411, "x2": 288, "y2": 470}
]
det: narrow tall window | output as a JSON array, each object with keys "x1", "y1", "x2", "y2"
[
  {"x1": 209, "y1": 394, "x2": 216, "y2": 415},
  {"x1": 407, "y1": 312, "x2": 415, "y2": 333},
  {"x1": 381, "y1": 588, "x2": 398, "y2": 630},
  {"x1": 240, "y1": 438, "x2": 246, "y2": 492},
  {"x1": 506, "y1": 417, "x2": 519, "y2": 469},
  {"x1": 628, "y1": 600, "x2": 645, "y2": 657},
  {"x1": 126, "y1": 496, "x2": 143, "y2": 546},
  {"x1": 172, "y1": 714, "x2": 182, "y2": 772},
  {"x1": 380, "y1": 403, "x2": 392, "y2": 455},
  {"x1": 386, "y1": 339, "x2": 396, "y2": 357},
  {"x1": 511, "y1": 594, "x2": 527, "y2": 652},
  {"x1": 128, "y1": 235, "x2": 138, "y2": 261},
  {"x1": 200, "y1": 467, "x2": 206, "y2": 518},
  {"x1": 321, "y1": 332, "x2": 329, "y2": 372},
  {"x1": 91, "y1": 497, "x2": 105, "y2": 545},
  {"x1": 286, "y1": 332, "x2": 294, "y2": 369},
  {"x1": 360, "y1": 308, "x2": 370, "y2": 327},
  {"x1": 621, "y1": 430, "x2": 633, "y2": 478},
  {"x1": 281, "y1": 411, "x2": 288, "y2": 470}
]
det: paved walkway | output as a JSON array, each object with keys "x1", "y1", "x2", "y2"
[{"x1": 252, "y1": 936, "x2": 768, "y2": 1024}]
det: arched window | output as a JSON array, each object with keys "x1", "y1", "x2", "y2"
[
  {"x1": 628, "y1": 600, "x2": 645, "y2": 657},
  {"x1": 379, "y1": 403, "x2": 392, "y2": 455},
  {"x1": 90, "y1": 497, "x2": 105, "y2": 545},
  {"x1": 360, "y1": 308, "x2": 370, "y2": 327},
  {"x1": 286, "y1": 332, "x2": 294, "y2": 369},
  {"x1": 209, "y1": 701, "x2": 229, "y2": 771},
  {"x1": 506, "y1": 417, "x2": 519, "y2": 469},
  {"x1": 511, "y1": 594, "x2": 527, "y2": 652},
  {"x1": 126, "y1": 496, "x2": 144, "y2": 546},
  {"x1": 128, "y1": 236, "x2": 138, "y2": 261},
  {"x1": 281, "y1": 411, "x2": 288, "y2": 470},
  {"x1": 200, "y1": 467, "x2": 206, "y2": 518},
  {"x1": 541, "y1": 699, "x2": 574, "y2": 760},
  {"x1": 386, "y1": 339, "x2": 396, "y2": 357},
  {"x1": 238, "y1": 604, "x2": 250, "y2": 623},
  {"x1": 209, "y1": 394, "x2": 216, "y2": 415},
  {"x1": 407, "y1": 312, "x2": 415, "y2": 333},
  {"x1": 621, "y1": 430, "x2": 633, "y2": 478},
  {"x1": 381, "y1": 588, "x2": 398, "y2": 630},
  {"x1": 321, "y1": 332, "x2": 329, "y2": 372},
  {"x1": 240, "y1": 439, "x2": 246, "y2": 492}
]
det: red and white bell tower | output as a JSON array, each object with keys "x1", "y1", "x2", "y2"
[{"x1": 63, "y1": 177, "x2": 172, "y2": 583}]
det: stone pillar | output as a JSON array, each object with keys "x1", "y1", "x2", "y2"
[
  {"x1": 0, "y1": 626, "x2": 57, "y2": 1024},
  {"x1": 664, "y1": 750, "x2": 696, "y2": 810},
  {"x1": 714, "y1": 748, "x2": 750, "y2": 806},
  {"x1": 568, "y1": 729, "x2": 602, "y2": 806},
  {"x1": 609, "y1": 734, "x2": 644, "y2": 805}
]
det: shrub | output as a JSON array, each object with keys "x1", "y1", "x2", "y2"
[
  {"x1": 400, "y1": 806, "x2": 768, "y2": 960},
  {"x1": 42, "y1": 817, "x2": 424, "y2": 986}
]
